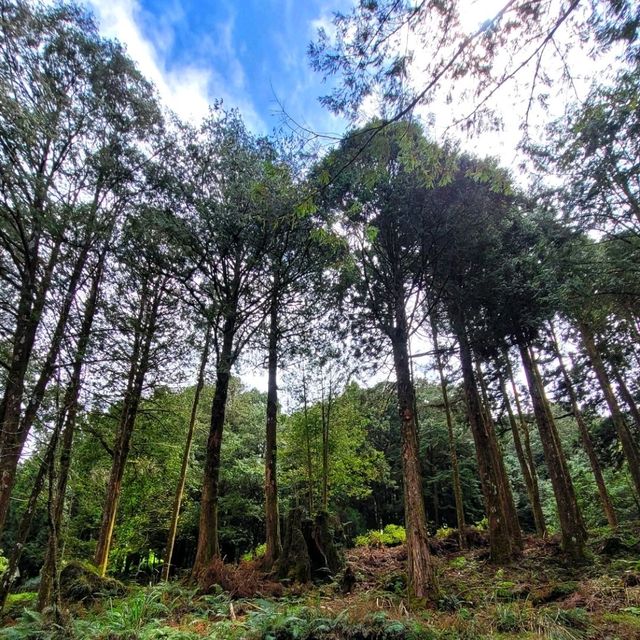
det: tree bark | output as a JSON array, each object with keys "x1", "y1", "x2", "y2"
[
  {"x1": 320, "y1": 382, "x2": 333, "y2": 513},
  {"x1": 518, "y1": 341, "x2": 587, "y2": 559},
  {"x1": 578, "y1": 320, "x2": 640, "y2": 498},
  {"x1": 474, "y1": 358, "x2": 522, "y2": 549},
  {"x1": 38, "y1": 251, "x2": 106, "y2": 606},
  {"x1": 94, "y1": 278, "x2": 164, "y2": 576},
  {"x1": 302, "y1": 369, "x2": 314, "y2": 515},
  {"x1": 264, "y1": 292, "x2": 282, "y2": 569},
  {"x1": 548, "y1": 325, "x2": 617, "y2": 528},
  {"x1": 390, "y1": 296, "x2": 437, "y2": 600},
  {"x1": 192, "y1": 312, "x2": 236, "y2": 577},
  {"x1": 162, "y1": 325, "x2": 211, "y2": 580},
  {"x1": 452, "y1": 308, "x2": 516, "y2": 563},
  {"x1": 0, "y1": 420, "x2": 61, "y2": 610},
  {"x1": 430, "y1": 312, "x2": 465, "y2": 546},
  {"x1": 0, "y1": 239, "x2": 61, "y2": 533},
  {"x1": 505, "y1": 355, "x2": 542, "y2": 525},
  {"x1": 613, "y1": 368, "x2": 640, "y2": 435},
  {"x1": 0, "y1": 241, "x2": 92, "y2": 540},
  {"x1": 497, "y1": 369, "x2": 546, "y2": 537}
]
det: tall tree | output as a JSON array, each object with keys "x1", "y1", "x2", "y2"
[
  {"x1": 162, "y1": 324, "x2": 211, "y2": 581},
  {"x1": 93, "y1": 209, "x2": 178, "y2": 575},
  {"x1": 496, "y1": 359, "x2": 546, "y2": 537},
  {"x1": 0, "y1": 0, "x2": 160, "y2": 535},
  {"x1": 316, "y1": 121, "x2": 445, "y2": 598},
  {"x1": 177, "y1": 113, "x2": 275, "y2": 576},
  {"x1": 547, "y1": 322, "x2": 618, "y2": 527},
  {"x1": 429, "y1": 311, "x2": 465, "y2": 545},
  {"x1": 257, "y1": 150, "x2": 345, "y2": 569}
]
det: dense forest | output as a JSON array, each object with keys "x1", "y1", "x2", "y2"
[{"x1": 1, "y1": 0, "x2": 640, "y2": 638}]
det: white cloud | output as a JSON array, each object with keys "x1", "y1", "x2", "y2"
[{"x1": 84, "y1": 0, "x2": 265, "y2": 130}]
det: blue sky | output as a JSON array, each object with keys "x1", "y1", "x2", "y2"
[
  {"x1": 84, "y1": 0, "x2": 350, "y2": 136},
  {"x1": 83, "y1": 0, "x2": 611, "y2": 171}
]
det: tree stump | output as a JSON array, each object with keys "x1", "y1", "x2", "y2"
[{"x1": 276, "y1": 509, "x2": 344, "y2": 583}]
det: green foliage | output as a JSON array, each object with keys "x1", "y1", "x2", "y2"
[
  {"x1": 473, "y1": 517, "x2": 488, "y2": 531},
  {"x1": 354, "y1": 524, "x2": 406, "y2": 548},
  {"x1": 242, "y1": 603, "x2": 429, "y2": 640},
  {"x1": 242, "y1": 543, "x2": 267, "y2": 563},
  {"x1": 281, "y1": 382, "x2": 387, "y2": 513},
  {"x1": 494, "y1": 602, "x2": 532, "y2": 632},
  {"x1": 435, "y1": 526, "x2": 453, "y2": 539},
  {"x1": 448, "y1": 556, "x2": 467, "y2": 570},
  {"x1": 0, "y1": 608, "x2": 60, "y2": 640}
]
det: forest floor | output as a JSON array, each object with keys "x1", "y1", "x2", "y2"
[{"x1": 2, "y1": 524, "x2": 640, "y2": 639}]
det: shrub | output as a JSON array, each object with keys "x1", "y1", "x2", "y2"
[
  {"x1": 197, "y1": 557, "x2": 283, "y2": 599},
  {"x1": 241, "y1": 543, "x2": 267, "y2": 563},
  {"x1": 354, "y1": 525, "x2": 406, "y2": 548},
  {"x1": 495, "y1": 602, "x2": 531, "y2": 632}
]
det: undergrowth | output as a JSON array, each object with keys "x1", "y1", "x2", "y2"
[
  {"x1": 2, "y1": 529, "x2": 640, "y2": 639},
  {"x1": 355, "y1": 524, "x2": 407, "y2": 548}
]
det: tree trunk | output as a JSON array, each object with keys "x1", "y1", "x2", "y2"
[
  {"x1": 497, "y1": 369, "x2": 546, "y2": 537},
  {"x1": 548, "y1": 325, "x2": 617, "y2": 528},
  {"x1": 162, "y1": 325, "x2": 211, "y2": 581},
  {"x1": 0, "y1": 420, "x2": 61, "y2": 610},
  {"x1": 320, "y1": 383, "x2": 333, "y2": 513},
  {"x1": 578, "y1": 321, "x2": 640, "y2": 498},
  {"x1": 505, "y1": 355, "x2": 542, "y2": 525},
  {"x1": 452, "y1": 308, "x2": 516, "y2": 563},
  {"x1": 390, "y1": 297, "x2": 437, "y2": 600},
  {"x1": 192, "y1": 312, "x2": 236, "y2": 577},
  {"x1": 518, "y1": 341, "x2": 587, "y2": 559},
  {"x1": 0, "y1": 239, "x2": 61, "y2": 533},
  {"x1": 474, "y1": 358, "x2": 522, "y2": 549},
  {"x1": 94, "y1": 279, "x2": 164, "y2": 576},
  {"x1": 613, "y1": 368, "x2": 640, "y2": 435},
  {"x1": 264, "y1": 293, "x2": 282, "y2": 569},
  {"x1": 302, "y1": 369, "x2": 314, "y2": 515},
  {"x1": 430, "y1": 312, "x2": 465, "y2": 547},
  {"x1": 38, "y1": 251, "x2": 106, "y2": 606},
  {"x1": 0, "y1": 242, "x2": 92, "y2": 541}
]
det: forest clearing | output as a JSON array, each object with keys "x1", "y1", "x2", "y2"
[{"x1": 1, "y1": 0, "x2": 640, "y2": 638}]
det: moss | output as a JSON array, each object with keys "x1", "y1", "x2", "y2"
[
  {"x1": 602, "y1": 611, "x2": 640, "y2": 629},
  {"x1": 2, "y1": 591, "x2": 37, "y2": 620},
  {"x1": 531, "y1": 580, "x2": 578, "y2": 604},
  {"x1": 495, "y1": 580, "x2": 518, "y2": 600},
  {"x1": 59, "y1": 560, "x2": 126, "y2": 602}
]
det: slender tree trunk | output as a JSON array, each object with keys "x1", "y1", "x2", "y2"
[
  {"x1": 390, "y1": 296, "x2": 437, "y2": 600},
  {"x1": 613, "y1": 369, "x2": 640, "y2": 434},
  {"x1": 0, "y1": 239, "x2": 61, "y2": 533},
  {"x1": 38, "y1": 252, "x2": 106, "y2": 606},
  {"x1": 548, "y1": 325, "x2": 617, "y2": 528},
  {"x1": 320, "y1": 384, "x2": 333, "y2": 513},
  {"x1": 578, "y1": 321, "x2": 640, "y2": 497},
  {"x1": 505, "y1": 355, "x2": 542, "y2": 521},
  {"x1": 497, "y1": 369, "x2": 546, "y2": 537},
  {"x1": 430, "y1": 313, "x2": 465, "y2": 546},
  {"x1": 0, "y1": 243, "x2": 92, "y2": 541},
  {"x1": 162, "y1": 325, "x2": 211, "y2": 581},
  {"x1": 0, "y1": 420, "x2": 61, "y2": 610},
  {"x1": 452, "y1": 308, "x2": 515, "y2": 562},
  {"x1": 43, "y1": 448, "x2": 63, "y2": 622},
  {"x1": 474, "y1": 358, "x2": 522, "y2": 549},
  {"x1": 518, "y1": 341, "x2": 587, "y2": 559},
  {"x1": 264, "y1": 292, "x2": 281, "y2": 569},
  {"x1": 302, "y1": 370, "x2": 314, "y2": 515},
  {"x1": 94, "y1": 280, "x2": 164, "y2": 576},
  {"x1": 192, "y1": 313, "x2": 236, "y2": 577}
]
